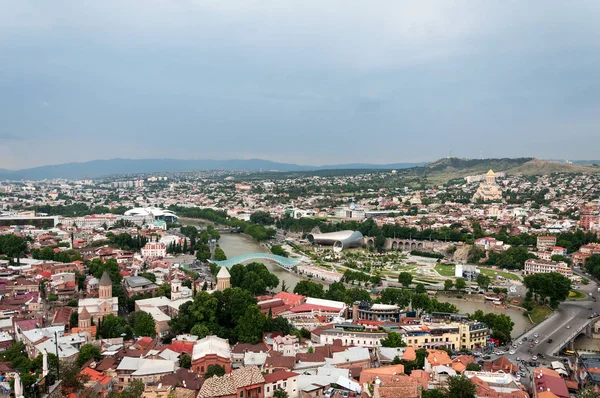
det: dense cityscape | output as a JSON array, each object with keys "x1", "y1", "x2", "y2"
[{"x1": 0, "y1": 162, "x2": 598, "y2": 398}]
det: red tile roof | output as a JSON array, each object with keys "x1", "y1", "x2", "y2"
[{"x1": 263, "y1": 370, "x2": 299, "y2": 384}]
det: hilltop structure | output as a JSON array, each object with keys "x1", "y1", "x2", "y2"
[{"x1": 472, "y1": 170, "x2": 503, "y2": 202}]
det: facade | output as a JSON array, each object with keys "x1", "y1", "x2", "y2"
[
  {"x1": 459, "y1": 321, "x2": 491, "y2": 350},
  {"x1": 537, "y1": 236, "x2": 557, "y2": 251},
  {"x1": 334, "y1": 203, "x2": 366, "y2": 220},
  {"x1": 272, "y1": 335, "x2": 300, "y2": 357},
  {"x1": 401, "y1": 324, "x2": 461, "y2": 350},
  {"x1": 472, "y1": 170, "x2": 503, "y2": 202},
  {"x1": 318, "y1": 325, "x2": 387, "y2": 348},
  {"x1": 141, "y1": 242, "x2": 167, "y2": 259},
  {"x1": 351, "y1": 302, "x2": 404, "y2": 323},
  {"x1": 524, "y1": 259, "x2": 572, "y2": 278},
  {"x1": 197, "y1": 366, "x2": 265, "y2": 398},
  {"x1": 78, "y1": 271, "x2": 119, "y2": 323},
  {"x1": 216, "y1": 267, "x2": 231, "y2": 291},
  {"x1": 263, "y1": 370, "x2": 299, "y2": 398},
  {"x1": 191, "y1": 335, "x2": 232, "y2": 376}
]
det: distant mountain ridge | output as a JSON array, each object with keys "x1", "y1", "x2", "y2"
[{"x1": 0, "y1": 158, "x2": 425, "y2": 180}]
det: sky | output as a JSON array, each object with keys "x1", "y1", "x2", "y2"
[{"x1": 1, "y1": 1, "x2": 600, "y2": 169}]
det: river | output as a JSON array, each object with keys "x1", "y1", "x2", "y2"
[
  {"x1": 440, "y1": 297, "x2": 530, "y2": 338},
  {"x1": 181, "y1": 217, "x2": 530, "y2": 336},
  {"x1": 180, "y1": 217, "x2": 304, "y2": 291}
]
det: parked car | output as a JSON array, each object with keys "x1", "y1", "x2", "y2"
[{"x1": 547, "y1": 339, "x2": 553, "y2": 343}]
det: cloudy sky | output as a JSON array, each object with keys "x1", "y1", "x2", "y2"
[{"x1": 1, "y1": 1, "x2": 600, "y2": 169}]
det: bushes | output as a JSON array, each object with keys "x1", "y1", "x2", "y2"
[{"x1": 410, "y1": 250, "x2": 444, "y2": 259}]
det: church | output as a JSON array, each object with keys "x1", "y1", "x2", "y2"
[
  {"x1": 472, "y1": 169, "x2": 503, "y2": 202},
  {"x1": 78, "y1": 271, "x2": 119, "y2": 324}
]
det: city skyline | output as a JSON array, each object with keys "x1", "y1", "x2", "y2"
[{"x1": 2, "y1": 1, "x2": 600, "y2": 169}]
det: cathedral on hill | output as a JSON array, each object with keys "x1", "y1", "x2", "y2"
[{"x1": 472, "y1": 170, "x2": 503, "y2": 202}]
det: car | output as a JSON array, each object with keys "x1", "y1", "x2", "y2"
[
  {"x1": 589, "y1": 307, "x2": 593, "y2": 310},
  {"x1": 325, "y1": 388, "x2": 335, "y2": 398},
  {"x1": 341, "y1": 392, "x2": 350, "y2": 398},
  {"x1": 547, "y1": 339, "x2": 553, "y2": 343},
  {"x1": 519, "y1": 341, "x2": 523, "y2": 345},
  {"x1": 532, "y1": 355, "x2": 538, "y2": 360},
  {"x1": 535, "y1": 340, "x2": 539, "y2": 344},
  {"x1": 534, "y1": 333, "x2": 539, "y2": 338},
  {"x1": 517, "y1": 357, "x2": 521, "y2": 361},
  {"x1": 509, "y1": 350, "x2": 516, "y2": 355},
  {"x1": 513, "y1": 344, "x2": 518, "y2": 348},
  {"x1": 483, "y1": 355, "x2": 491, "y2": 360},
  {"x1": 566, "y1": 325, "x2": 571, "y2": 329},
  {"x1": 530, "y1": 343, "x2": 535, "y2": 348},
  {"x1": 522, "y1": 337, "x2": 528, "y2": 342},
  {"x1": 538, "y1": 353, "x2": 545, "y2": 359}
]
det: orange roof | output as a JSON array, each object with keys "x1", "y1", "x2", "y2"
[
  {"x1": 452, "y1": 362, "x2": 466, "y2": 373},
  {"x1": 426, "y1": 349, "x2": 452, "y2": 366},
  {"x1": 538, "y1": 392, "x2": 560, "y2": 398},
  {"x1": 402, "y1": 347, "x2": 416, "y2": 361}
]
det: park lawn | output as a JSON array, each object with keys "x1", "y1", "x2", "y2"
[
  {"x1": 568, "y1": 290, "x2": 587, "y2": 300},
  {"x1": 478, "y1": 267, "x2": 521, "y2": 282},
  {"x1": 435, "y1": 264, "x2": 456, "y2": 277},
  {"x1": 530, "y1": 305, "x2": 553, "y2": 324}
]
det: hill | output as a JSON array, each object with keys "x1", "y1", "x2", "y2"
[
  {"x1": 399, "y1": 157, "x2": 599, "y2": 184},
  {"x1": 0, "y1": 158, "x2": 423, "y2": 180}
]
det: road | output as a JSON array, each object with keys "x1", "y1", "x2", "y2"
[{"x1": 493, "y1": 270, "x2": 600, "y2": 363}]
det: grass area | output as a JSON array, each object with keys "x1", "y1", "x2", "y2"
[
  {"x1": 530, "y1": 305, "x2": 553, "y2": 324},
  {"x1": 478, "y1": 267, "x2": 521, "y2": 281},
  {"x1": 568, "y1": 290, "x2": 587, "y2": 300},
  {"x1": 435, "y1": 264, "x2": 456, "y2": 277}
]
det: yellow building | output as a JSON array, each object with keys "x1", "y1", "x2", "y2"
[{"x1": 472, "y1": 170, "x2": 503, "y2": 202}]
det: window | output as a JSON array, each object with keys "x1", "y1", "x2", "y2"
[
  {"x1": 240, "y1": 391, "x2": 243, "y2": 398},
  {"x1": 267, "y1": 387, "x2": 270, "y2": 393},
  {"x1": 284, "y1": 382, "x2": 287, "y2": 388}
]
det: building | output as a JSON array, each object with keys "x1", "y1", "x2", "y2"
[
  {"x1": 401, "y1": 324, "x2": 462, "y2": 350},
  {"x1": 263, "y1": 370, "x2": 299, "y2": 398},
  {"x1": 197, "y1": 366, "x2": 265, "y2": 398},
  {"x1": 123, "y1": 207, "x2": 179, "y2": 223},
  {"x1": 318, "y1": 324, "x2": 387, "y2": 348},
  {"x1": 459, "y1": 321, "x2": 491, "y2": 350},
  {"x1": 141, "y1": 242, "x2": 167, "y2": 259},
  {"x1": 334, "y1": 203, "x2": 366, "y2": 220},
  {"x1": 537, "y1": 236, "x2": 557, "y2": 251},
  {"x1": 272, "y1": 335, "x2": 300, "y2": 357},
  {"x1": 216, "y1": 267, "x2": 231, "y2": 291},
  {"x1": 351, "y1": 301, "x2": 404, "y2": 323},
  {"x1": 191, "y1": 335, "x2": 232, "y2": 376},
  {"x1": 115, "y1": 357, "x2": 176, "y2": 390},
  {"x1": 472, "y1": 170, "x2": 503, "y2": 202},
  {"x1": 306, "y1": 230, "x2": 364, "y2": 252},
  {"x1": 123, "y1": 275, "x2": 158, "y2": 297},
  {"x1": 524, "y1": 259, "x2": 572, "y2": 278},
  {"x1": 78, "y1": 271, "x2": 119, "y2": 323}
]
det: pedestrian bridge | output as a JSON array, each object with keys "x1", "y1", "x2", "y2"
[{"x1": 210, "y1": 253, "x2": 304, "y2": 269}]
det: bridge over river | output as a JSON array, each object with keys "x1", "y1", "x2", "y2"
[{"x1": 210, "y1": 253, "x2": 304, "y2": 269}]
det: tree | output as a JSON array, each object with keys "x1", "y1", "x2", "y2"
[
  {"x1": 455, "y1": 278, "x2": 466, "y2": 290},
  {"x1": 77, "y1": 344, "x2": 101, "y2": 367},
  {"x1": 398, "y1": 272, "x2": 413, "y2": 287},
  {"x1": 230, "y1": 262, "x2": 279, "y2": 295},
  {"x1": 131, "y1": 311, "x2": 157, "y2": 338},
  {"x1": 205, "y1": 364, "x2": 226, "y2": 378},
  {"x1": 576, "y1": 387, "x2": 597, "y2": 398},
  {"x1": 97, "y1": 314, "x2": 129, "y2": 339},
  {"x1": 523, "y1": 272, "x2": 571, "y2": 307},
  {"x1": 446, "y1": 375, "x2": 476, "y2": 398},
  {"x1": 235, "y1": 305, "x2": 266, "y2": 344},
  {"x1": 293, "y1": 280, "x2": 325, "y2": 298},
  {"x1": 476, "y1": 274, "x2": 491, "y2": 291},
  {"x1": 179, "y1": 353, "x2": 192, "y2": 369},
  {"x1": 156, "y1": 283, "x2": 171, "y2": 299},
  {"x1": 380, "y1": 332, "x2": 407, "y2": 348},
  {"x1": 415, "y1": 283, "x2": 426, "y2": 294},
  {"x1": 250, "y1": 211, "x2": 274, "y2": 225},
  {"x1": 466, "y1": 362, "x2": 481, "y2": 371},
  {"x1": 214, "y1": 247, "x2": 227, "y2": 261},
  {"x1": 70, "y1": 311, "x2": 79, "y2": 328},
  {"x1": 274, "y1": 390, "x2": 289, "y2": 398},
  {"x1": 190, "y1": 324, "x2": 211, "y2": 339},
  {"x1": 444, "y1": 280, "x2": 454, "y2": 291},
  {"x1": 117, "y1": 379, "x2": 145, "y2": 398},
  {"x1": 422, "y1": 389, "x2": 447, "y2": 398},
  {"x1": 280, "y1": 280, "x2": 289, "y2": 293},
  {"x1": 61, "y1": 360, "x2": 89, "y2": 396}
]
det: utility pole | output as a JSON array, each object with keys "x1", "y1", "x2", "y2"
[{"x1": 54, "y1": 331, "x2": 60, "y2": 381}]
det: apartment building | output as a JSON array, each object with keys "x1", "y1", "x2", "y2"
[{"x1": 524, "y1": 259, "x2": 572, "y2": 278}]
